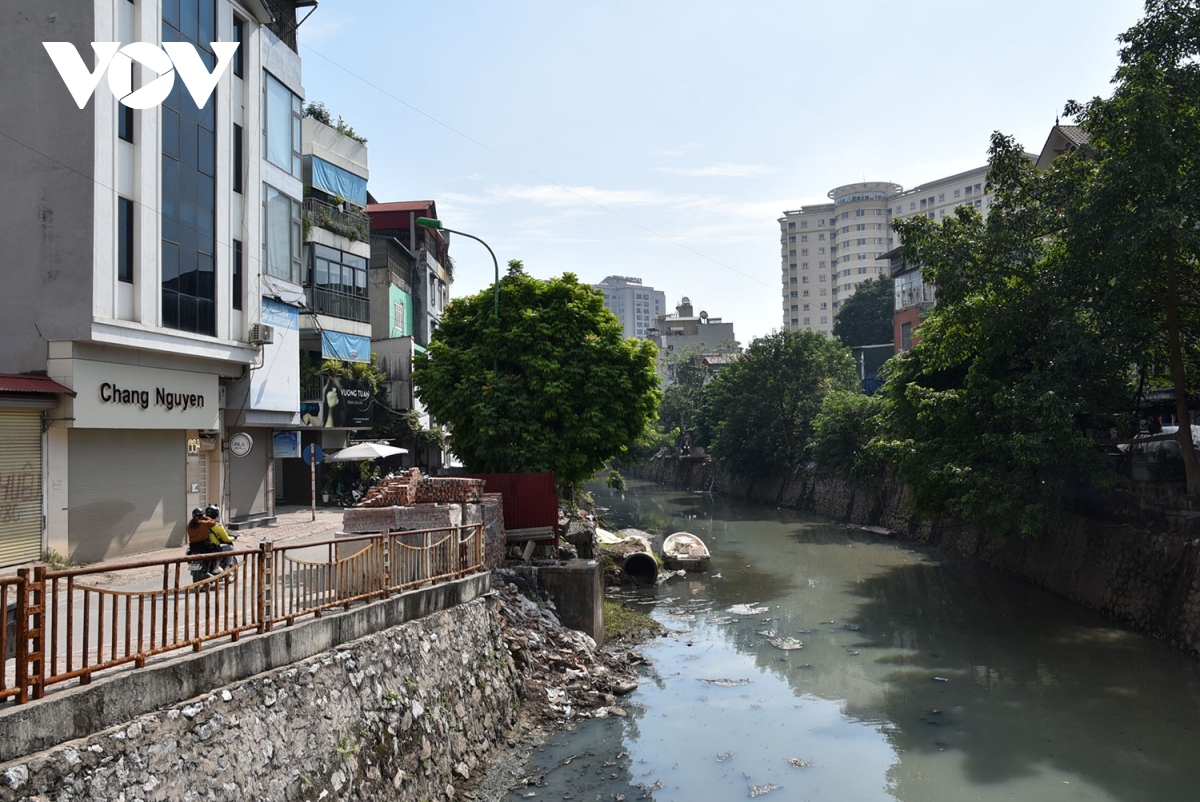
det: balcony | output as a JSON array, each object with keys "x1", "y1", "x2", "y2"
[
  {"x1": 304, "y1": 284, "x2": 369, "y2": 323},
  {"x1": 304, "y1": 197, "x2": 369, "y2": 243}
]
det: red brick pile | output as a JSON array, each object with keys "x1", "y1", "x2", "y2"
[{"x1": 358, "y1": 468, "x2": 486, "y2": 508}]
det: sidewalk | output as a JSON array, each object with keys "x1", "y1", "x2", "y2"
[{"x1": 7, "y1": 504, "x2": 348, "y2": 589}]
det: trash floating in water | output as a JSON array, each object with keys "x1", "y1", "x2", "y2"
[
  {"x1": 756, "y1": 629, "x2": 776, "y2": 637},
  {"x1": 698, "y1": 677, "x2": 750, "y2": 686},
  {"x1": 933, "y1": 676, "x2": 949, "y2": 682},
  {"x1": 768, "y1": 637, "x2": 804, "y2": 650},
  {"x1": 787, "y1": 757, "x2": 813, "y2": 768},
  {"x1": 749, "y1": 783, "x2": 782, "y2": 797},
  {"x1": 716, "y1": 751, "x2": 735, "y2": 762},
  {"x1": 728, "y1": 604, "x2": 770, "y2": 615},
  {"x1": 843, "y1": 623, "x2": 861, "y2": 631}
]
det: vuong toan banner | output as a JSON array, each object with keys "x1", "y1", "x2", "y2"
[{"x1": 300, "y1": 376, "x2": 374, "y2": 429}]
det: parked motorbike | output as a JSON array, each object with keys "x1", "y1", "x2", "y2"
[
  {"x1": 187, "y1": 505, "x2": 238, "y2": 583},
  {"x1": 334, "y1": 484, "x2": 363, "y2": 507}
]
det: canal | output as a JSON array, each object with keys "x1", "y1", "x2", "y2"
[{"x1": 503, "y1": 479, "x2": 1200, "y2": 801}]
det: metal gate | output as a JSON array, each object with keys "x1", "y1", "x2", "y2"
[{"x1": 0, "y1": 410, "x2": 42, "y2": 566}]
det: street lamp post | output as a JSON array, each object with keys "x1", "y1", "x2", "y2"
[
  {"x1": 415, "y1": 217, "x2": 499, "y2": 322},
  {"x1": 415, "y1": 217, "x2": 500, "y2": 374}
]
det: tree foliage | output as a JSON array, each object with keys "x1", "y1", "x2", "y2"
[
  {"x1": 412, "y1": 271, "x2": 661, "y2": 490},
  {"x1": 696, "y1": 330, "x2": 858, "y2": 475},
  {"x1": 833, "y1": 276, "x2": 895, "y2": 347},
  {"x1": 656, "y1": 345, "x2": 712, "y2": 435},
  {"x1": 811, "y1": 391, "x2": 884, "y2": 478},
  {"x1": 1060, "y1": 0, "x2": 1200, "y2": 494},
  {"x1": 876, "y1": 133, "x2": 1139, "y2": 538}
]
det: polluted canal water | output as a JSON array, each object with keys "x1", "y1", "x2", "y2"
[{"x1": 500, "y1": 479, "x2": 1200, "y2": 802}]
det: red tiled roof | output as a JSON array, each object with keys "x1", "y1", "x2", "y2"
[{"x1": 0, "y1": 374, "x2": 75, "y2": 395}]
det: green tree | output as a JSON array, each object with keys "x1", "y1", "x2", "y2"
[
  {"x1": 833, "y1": 276, "x2": 895, "y2": 347},
  {"x1": 876, "y1": 133, "x2": 1137, "y2": 537},
  {"x1": 696, "y1": 330, "x2": 858, "y2": 475},
  {"x1": 412, "y1": 271, "x2": 661, "y2": 491},
  {"x1": 811, "y1": 390, "x2": 884, "y2": 477},
  {"x1": 656, "y1": 345, "x2": 711, "y2": 434},
  {"x1": 1061, "y1": 0, "x2": 1200, "y2": 495}
]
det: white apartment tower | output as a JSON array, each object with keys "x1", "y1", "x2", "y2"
[
  {"x1": 780, "y1": 167, "x2": 992, "y2": 337},
  {"x1": 594, "y1": 276, "x2": 666, "y2": 340}
]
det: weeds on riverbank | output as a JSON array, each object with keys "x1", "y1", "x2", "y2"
[{"x1": 604, "y1": 600, "x2": 664, "y2": 642}]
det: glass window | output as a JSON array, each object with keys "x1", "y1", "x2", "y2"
[
  {"x1": 233, "y1": 123, "x2": 243, "y2": 194},
  {"x1": 264, "y1": 184, "x2": 302, "y2": 283},
  {"x1": 232, "y1": 239, "x2": 243, "y2": 310},
  {"x1": 264, "y1": 73, "x2": 301, "y2": 178},
  {"x1": 232, "y1": 16, "x2": 245, "y2": 78},
  {"x1": 118, "y1": 197, "x2": 134, "y2": 283}
]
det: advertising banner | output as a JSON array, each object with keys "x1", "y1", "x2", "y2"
[
  {"x1": 250, "y1": 298, "x2": 301, "y2": 412},
  {"x1": 320, "y1": 330, "x2": 370, "y2": 363},
  {"x1": 273, "y1": 430, "x2": 301, "y2": 458},
  {"x1": 300, "y1": 376, "x2": 374, "y2": 429}
]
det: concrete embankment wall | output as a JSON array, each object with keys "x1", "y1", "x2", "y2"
[
  {"x1": 0, "y1": 578, "x2": 519, "y2": 802},
  {"x1": 632, "y1": 458, "x2": 1200, "y2": 659}
]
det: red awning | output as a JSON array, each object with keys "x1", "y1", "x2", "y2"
[{"x1": 0, "y1": 374, "x2": 75, "y2": 396}]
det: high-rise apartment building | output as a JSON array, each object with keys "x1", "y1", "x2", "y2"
[
  {"x1": 779, "y1": 167, "x2": 992, "y2": 337},
  {"x1": 594, "y1": 276, "x2": 666, "y2": 340}
]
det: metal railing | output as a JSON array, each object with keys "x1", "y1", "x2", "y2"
[{"x1": 2, "y1": 525, "x2": 484, "y2": 704}]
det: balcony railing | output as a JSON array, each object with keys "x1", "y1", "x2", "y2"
[
  {"x1": 1, "y1": 525, "x2": 484, "y2": 704},
  {"x1": 304, "y1": 284, "x2": 370, "y2": 323},
  {"x1": 304, "y1": 197, "x2": 369, "y2": 242}
]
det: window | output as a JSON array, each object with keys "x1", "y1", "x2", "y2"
[
  {"x1": 909, "y1": 202, "x2": 916, "y2": 210},
  {"x1": 803, "y1": 317, "x2": 810, "y2": 325},
  {"x1": 965, "y1": 185, "x2": 973, "y2": 194},
  {"x1": 856, "y1": 209, "x2": 864, "y2": 217},
  {"x1": 788, "y1": 221, "x2": 796, "y2": 229},
  {"x1": 790, "y1": 290, "x2": 798, "y2": 298},
  {"x1": 263, "y1": 184, "x2": 302, "y2": 283},
  {"x1": 818, "y1": 219, "x2": 825, "y2": 226},
  {"x1": 791, "y1": 318, "x2": 799, "y2": 326},
  {"x1": 820, "y1": 316, "x2": 828, "y2": 324},
  {"x1": 800, "y1": 249, "x2": 807, "y2": 256},
  {"x1": 938, "y1": 193, "x2": 944, "y2": 202},
  {"x1": 232, "y1": 16, "x2": 245, "y2": 78},
  {"x1": 789, "y1": 235, "x2": 796, "y2": 243},
  {"x1": 901, "y1": 322, "x2": 913, "y2": 351},
  {"x1": 857, "y1": 238, "x2": 865, "y2": 246},
  {"x1": 232, "y1": 239, "x2": 243, "y2": 310},
  {"x1": 802, "y1": 290, "x2": 809, "y2": 297},
  {"x1": 974, "y1": 183, "x2": 982, "y2": 192},
  {"x1": 789, "y1": 277, "x2": 797, "y2": 284},
  {"x1": 233, "y1": 123, "x2": 243, "y2": 194},
  {"x1": 820, "y1": 302, "x2": 827, "y2": 310},
  {"x1": 161, "y1": 3, "x2": 217, "y2": 336},
  {"x1": 920, "y1": 199, "x2": 927, "y2": 208},
  {"x1": 801, "y1": 221, "x2": 808, "y2": 228},
  {"x1": 117, "y1": 59, "x2": 135, "y2": 142},
  {"x1": 819, "y1": 274, "x2": 826, "y2": 282},
  {"x1": 858, "y1": 267, "x2": 867, "y2": 275},
  {"x1": 954, "y1": 189, "x2": 961, "y2": 197},
  {"x1": 789, "y1": 263, "x2": 797, "y2": 270},
  {"x1": 818, "y1": 233, "x2": 825, "y2": 240},
  {"x1": 264, "y1": 72, "x2": 301, "y2": 178},
  {"x1": 118, "y1": 196, "x2": 133, "y2": 283}
]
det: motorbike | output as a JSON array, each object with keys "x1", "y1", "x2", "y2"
[
  {"x1": 187, "y1": 506, "x2": 238, "y2": 583},
  {"x1": 334, "y1": 484, "x2": 363, "y2": 507}
]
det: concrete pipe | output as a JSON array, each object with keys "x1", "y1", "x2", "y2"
[{"x1": 622, "y1": 551, "x2": 659, "y2": 585}]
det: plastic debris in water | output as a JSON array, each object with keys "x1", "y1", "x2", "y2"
[
  {"x1": 788, "y1": 758, "x2": 813, "y2": 768},
  {"x1": 728, "y1": 603, "x2": 770, "y2": 615},
  {"x1": 698, "y1": 677, "x2": 750, "y2": 686},
  {"x1": 716, "y1": 751, "x2": 735, "y2": 762},
  {"x1": 749, "y1": 783, "x2": 782, "y2": 797},
  {"x1": 933, "y1": 677, "x2": 949, "y2": 682},
  {"x1": 768, "y1": 637, "x2": 804, "y2": 651}
]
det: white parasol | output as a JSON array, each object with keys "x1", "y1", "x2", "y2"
[{"x1": 325, "y1": 442, "x2": 408, "y2": 461}]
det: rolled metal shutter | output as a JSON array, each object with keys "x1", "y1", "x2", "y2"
[
  {"x1": 0, "y1": 410, "x2": 43, "y2": 566},
  {"x1": 68, "y1": 429, "x2": 186, "y2": 563}
]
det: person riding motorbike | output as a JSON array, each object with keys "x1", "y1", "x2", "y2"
[
  {"x1": 187, "y1": 505, "x2": 237, "y2": 579},
  {"x1": 186, "y1": 507, "x2": 222, "y2": 579}
]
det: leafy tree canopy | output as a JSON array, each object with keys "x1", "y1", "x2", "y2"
[
  {"x1": 696, "y1": 330, "x2": 858, "y2": 475},
  {"x1": 833, "y1": 276, "x2": 895, "y2": 347},
  {"x1": 412, "y1": 270, "x2": 661, "y2": 490}
]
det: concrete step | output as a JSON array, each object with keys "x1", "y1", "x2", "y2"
[{"x1": 227, "y1": 515, "x2": 278, "y2": 531}]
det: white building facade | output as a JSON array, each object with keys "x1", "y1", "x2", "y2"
[
  {"x1": 0, "y1": 0, "x2": 307, "y2": 564},
  {"x1": 594, "y1": 276, "x2": 666, "y2": 340},
  {"x1": 780, "y1": 167, "x2": 992, "y2": 338}
]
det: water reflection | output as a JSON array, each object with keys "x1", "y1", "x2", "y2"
[{"x1": 506, "y1": 480, "x2": 1200, "y2": 801}]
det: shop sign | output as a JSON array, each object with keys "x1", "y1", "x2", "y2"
[{"x1": 71, "y1": 361, "x2": 219, "y2": 430}]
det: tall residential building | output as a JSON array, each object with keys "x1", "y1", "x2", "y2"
[
  {"x1": 779, "y1": 167, "x2": 992, "y2": 338},
  {"x1": 594, "y1": 276, "x2": 666, "y2": 340},
  {"x1": 0, "y1": 0, "x2": 308, "y2": 565}
]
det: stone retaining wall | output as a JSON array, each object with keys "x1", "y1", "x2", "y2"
[
  {"x1": 632, "y1": 457, "x2": 1200, "y2": 658},
  {"x1": 0, "y1": 596, "x2": 517, "y2": 802}
]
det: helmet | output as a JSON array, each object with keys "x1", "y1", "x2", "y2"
[
  {"x1": 191, "y1": 507, "x2": 204, "y2": 519},
  {"x1": 204, "y1": 505, "x2": 220, "y2": 519}
]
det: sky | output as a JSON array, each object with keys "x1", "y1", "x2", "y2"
[{"x1": 298, "y1": 0, "x2": 1147, "y2": 344}]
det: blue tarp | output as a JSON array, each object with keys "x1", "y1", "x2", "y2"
[
  {"x1": 321, "y1": 330, "x2": 370, "y2": 363},
  {"x1": 311, "y1": 156, "x2": 367, "y2": 206}
]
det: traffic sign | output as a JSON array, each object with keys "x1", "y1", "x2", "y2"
[{"x1": 302, "y1": 444, "x2": 325, "y2": 465}]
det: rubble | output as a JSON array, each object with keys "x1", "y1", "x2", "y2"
[{"x1": 489, "y1": 570, "x2": 645, "y2": 730}]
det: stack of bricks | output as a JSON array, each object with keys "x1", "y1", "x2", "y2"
[{"x1": 358, "y1": 468, "x2": 486, "y2": 508}]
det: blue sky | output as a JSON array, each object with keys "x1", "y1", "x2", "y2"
[{"x1": 299, "y1": 0, "x2": 1146, "y2": 343}]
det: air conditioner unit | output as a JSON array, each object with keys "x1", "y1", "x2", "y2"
[{"x1": 249, "y1": 323, "x2": 275, "y2": 345}]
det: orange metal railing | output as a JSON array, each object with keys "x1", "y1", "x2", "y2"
[{"x1": 1, "y1": 525, "x2": 484, "y2": 703}]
